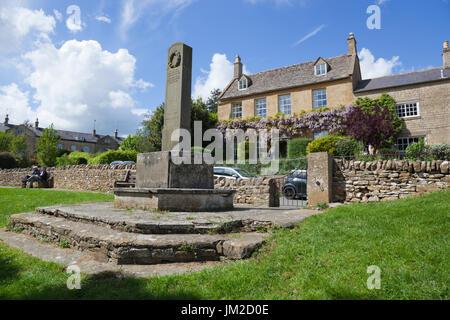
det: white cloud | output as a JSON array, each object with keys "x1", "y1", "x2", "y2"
[
  {"x1": 0, "y1": 83, "x2": 35, "y2": 124},
  {"x1": 96, "y1": 16, "x2": 111, "y2": 24},
  {"x1": 18, "y1": 40, "x2": 151, "y2": 135},
  {"x1": 293, "y1": 24, "x2": 326, "y2": 47},
  {"x1": 120, "y1": 0, "x2": 195, "y2": 39},
  {"x1": 193, "y1": 53, "x2": 249, "y2": 101},
  {"x1": 53, "y1": 9, "x2": 62, "y2": 22},
  {"x1": 0, "y1": 6, "x2": 56, "y2": 52},
  {"x1": 359, "y1": 48, "x2": 401, "y2": 79}
]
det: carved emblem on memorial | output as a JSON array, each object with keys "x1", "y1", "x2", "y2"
[{"x1": 168, "y1": 51, "x2": 181, "y2": 69}]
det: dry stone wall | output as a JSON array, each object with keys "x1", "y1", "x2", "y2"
[
  {"x1": 333, "y1": 159, "x2": 450, "y2": 203},
  {"x1": 214, "y1": 176, "x2": 280, "y2": 207},
  {"x1": 0, "y1": 165, "x2": 281, "y2": 207},
  {"x1": 0, "y1": 165, "x2": 133, "y2": 193}
]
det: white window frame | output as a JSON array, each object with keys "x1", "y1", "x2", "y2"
[
  {"x1": 312, "y1": 88, "x2": 327, "y2": 109},
  {"x1": 238, "y1": 78, "x2": 248, "y2": 90},
  {"x1": 254, "y1": 98, "x2": 267, "y2": 118},
  {"x1": 395, "y1": 102, "x2": 420, "y2": 119},
  {"x1": 395, "y1": 136, "x2": 424, "y2": 152},
  {"x1": 315, "y1": 63, "x2": 327, "y2": 76},
  {"x1": 231, "y1": 102, "x2": 243, "y2": 119},
  {"x1": 278, "y1": 94, "x2": 292, "y2": 115},
  {"x1": 314, "y1": 131, "x2": 329, "y2": 140}
]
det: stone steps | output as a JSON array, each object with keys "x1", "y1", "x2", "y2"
[
  {"x1": 33, "y1": 203, "x2": 313, "y2": 235},
  {"x1": 8, "y1": 212, "x2": 267, "y2": 265}
]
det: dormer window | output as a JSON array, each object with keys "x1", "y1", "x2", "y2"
[
  {"x1": 76, "y1": 136, "x2": 85, "y2": 142},
  {"x1": 315, "y1": 63, "x2": 327, "y2": 76},
  {"x1": 238, "y1": 78, "x2": 248, "y2": 90}
]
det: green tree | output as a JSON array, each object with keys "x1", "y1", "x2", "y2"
[
  {"x1": 137, "y1": 103, "x2": 165, "y2": 152},
  {"x1": 206, "y1": 88, "x2": 221, "y2": 114},
  {"x1": 0, "y1": 132, "x2": 13, "y2": 152},
  {"x1": 354, "y1": 93, "x2": 403, "y2": 147},
  {"x1": 36, "y1": 125, "x2": 61, "y2": 167},
  {"x1": 11, "y1": 135, "x2": 28, "y2": 156},
  {"x1": 120, "y1": 135, "x2": 138, "y2": 152},
  {"x1": 137, "y1": 97, "x2": 218, "y2": 152}
]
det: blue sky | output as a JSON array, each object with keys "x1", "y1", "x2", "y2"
[{"x1": 0, "y1": 0, "x2": 449, "y2": 136}]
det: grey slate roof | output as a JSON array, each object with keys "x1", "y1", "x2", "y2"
[
  {"x1": 219, "y1": 54, "x2": 355, "y2": 101},
  {"x1": 355, "y1": 67, "x2": 450, "y2": 92},
  {"x1": 1, "y1": 123, "x2": 123, "y2": 144}
]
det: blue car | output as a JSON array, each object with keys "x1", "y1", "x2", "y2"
[{"x1": 282, "y1": 170, "x2": 307, "y2": 200}]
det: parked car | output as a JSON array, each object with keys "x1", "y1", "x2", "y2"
[
  {"x1": 282, "y1": 170, "x2": 307, "y2": 200},
  {"x1": 110, "y1": 161, "x2": 136, "y2": 165},
  {"x1": 214, "y1": 167, "x2": 256, "y2": 180}
]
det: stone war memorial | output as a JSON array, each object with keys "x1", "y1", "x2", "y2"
[
  {"x1": 114, "y1": 42, "x2": 236, "y2": 212},
  {"x1": 4, "y1": 42, "x2": 319, "y2": 270}
]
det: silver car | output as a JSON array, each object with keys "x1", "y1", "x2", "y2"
[{"x1": 214, "y1": 167, "x2": 256, "y2": 180}]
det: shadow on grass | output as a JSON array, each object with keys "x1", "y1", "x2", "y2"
[{"x1": 1, "y1": 268, "x2": 203, "y2": 300}]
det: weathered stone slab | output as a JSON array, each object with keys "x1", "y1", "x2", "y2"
[
  {"x1": 114, "y1": 188, "x2": 235, "y2": 211},
  {"x1": 136, "y1": 152, "x2": 214, "y2": 189},
  {"x1": 307, "y1": 152, "x2": 333, "y2": 206},
  {"x1": 8, "y1": 213, "x2": 268, "y2": 265},
  {"x1": 36, "y1": 202, "x2": 319, "y2": 234},
  {"x1": 0, "y1": 229, "x2": 222, "y2": 278}
]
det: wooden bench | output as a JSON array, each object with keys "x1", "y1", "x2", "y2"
[
  {"x1": 30, "y1": 174, "x2": 54, "y2": 189},
  {"x1": 114, "y1": 170, "x2": 136, "y2": 188}
]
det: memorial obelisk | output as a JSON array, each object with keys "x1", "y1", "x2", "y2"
[{"x1": 161, "y1": 43, "x2": 192, "y2": 151}]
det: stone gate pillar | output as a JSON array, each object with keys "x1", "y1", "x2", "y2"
[{"x1": 307, "y1": 152, "x2": 333, "y2": 206}]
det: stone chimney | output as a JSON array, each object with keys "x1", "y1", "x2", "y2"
[
  {"x1": 34, "y1": 118, "x2": 39, "y2": 129},
  {"x1": 114, "y1": 129, "x2": 118, "y2": 139},
  {"x1": 234, "y1": 55, "x2": 243, "y2": 79},
  {"x1": 443, "y1": 40, "x2": 450, "y2": 69},
  {"x1": 347, "y1": 33, "x2": 357, "y2": 56},
  {"x1": 4, "y1": 114, "x2": 9, "y2": 125}
]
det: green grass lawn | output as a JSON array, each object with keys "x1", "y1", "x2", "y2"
[
  {"x1": 0, "y1": 188, "x2": 113, "y2": 228},
  {"x1": 0, "y1": 188, "x2": 448, "y2": 300}
]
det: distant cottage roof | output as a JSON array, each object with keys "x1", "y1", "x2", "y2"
[
  {"x1": 219, "y1": 54, "x2": 355, "y2": 101},
  {"x1": 0, "y1": 124, "x2": 123, "y2": 144},
  {"x1": 355, "y1": 67, "x2": 450, "y2": 92}
]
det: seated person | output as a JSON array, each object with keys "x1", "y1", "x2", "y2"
[
  {"x1": 22, "y1": 166, "x2": 40, "y2": 188},
  {"x1": 27, "y1": 167, "x2": 48, "y2": 188}
]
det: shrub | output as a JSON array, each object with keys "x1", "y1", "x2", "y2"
[
  {"x1": 56, "y1": 154, "x2": 75, "y2": 167},
  {"x1": 405, "y1": 138, "x2": 430, "y2": 160},
  {"x1": 287, "y1": 138, "x2": 312, "y2": 158},
  {"x1": 429, "y1": 144, "x2": 450, "y2": 161},
  {"x1": 0, "y1": 152, "x2": 16, "y2": 169},
  {"x1": 15, "y1": 155, "x2": 30, "y2": 168},
  {"x1": 90, "y1": 150, "x2": 137, "y2": 165},
  {"x1": 306, "y1": 136, "x2": 341, "y2": 155},
  {"x1": 335, "y1": 137, "x2": 361, "y2": 157}
]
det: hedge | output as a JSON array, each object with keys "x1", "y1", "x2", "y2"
[{"x1": 287, "y1": 138, "x2": 312, "y2": 158}]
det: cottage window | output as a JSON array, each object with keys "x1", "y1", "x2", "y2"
[
  {"x1": 255, "y1": 98, "x2": 267, "y2": 118},
  {"x1": 312, "y1": 88, "x2": 327, "y2": 109},
  {"x1": 395, "y1": 137, "x2": 422, "y2": 152},
  {"x1": 71, "y1": 145, "x2": 77, "y2": 151},
  {"x1": 238, "y1": 78, "x2": 248, "y2": 90},
  {"x1": 395, "y1": 102, "x2": 419, "y2": 118},
  {"x1": 278, "y1": 94, "x2": 291, "y2": 115},
  {"x1": 231, "y1": 103, "x2": 243, "y2": 119},
  {"x1": 315, "y1": 63, "x2": 327, "y2": 76},
  {"x1": 83, "y1": 146, "x2": 90, "y2": 153}
]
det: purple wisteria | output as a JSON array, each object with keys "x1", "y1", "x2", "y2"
[{"x1": 217, "y1": 105, "x2": 358, "y2": 137}]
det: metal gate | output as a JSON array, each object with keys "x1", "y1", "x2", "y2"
[{"x1": 279, "y1": 170, "x2": 307, "y2": 208}]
